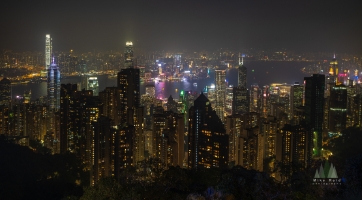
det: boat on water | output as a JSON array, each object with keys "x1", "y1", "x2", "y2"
[{"x1": 193, "y1": 83, "x2": 197, "y2": 87}]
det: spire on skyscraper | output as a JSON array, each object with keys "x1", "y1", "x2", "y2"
[
  {"x1": 124, "y1": 41, "x2": 134, "y2": 69},
  {"x1": 238, "y1": 53, "x2": 244, "y2": 66}
]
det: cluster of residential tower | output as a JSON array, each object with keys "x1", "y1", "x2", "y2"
[{"x1": 0, "y1": 35, "x2": 360, "y2": 185}]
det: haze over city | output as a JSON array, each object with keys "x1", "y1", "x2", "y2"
[
  {"x1": 1, "y1": 1, "x2": 362, "y2": 200},
  {"x1": 1, "y1": 0, "x2": 362, "y2": 53}
]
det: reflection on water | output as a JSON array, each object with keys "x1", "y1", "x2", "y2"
[{"x1": 11, "y1": 61, "x2": 311, "y2": 100}]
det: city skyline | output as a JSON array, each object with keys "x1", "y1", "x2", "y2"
[
  {"x1": 1, "y1": 2, "x2": 362, "y2": 199},
  {"x1": 0, "y1": 0, "x2": 361, "y2": 53}
]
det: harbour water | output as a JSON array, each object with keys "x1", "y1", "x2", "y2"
[{"x1": 11, "y1": 61, "x2": 314, "y2": 100}]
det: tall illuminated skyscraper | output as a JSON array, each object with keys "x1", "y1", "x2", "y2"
[
  {"x1": 250, "y1": 85, "x2": 261, "y2": 113},
  {"x1": 47, "y1": 58, "x2": 61, "y2": 111},
  {"x1": 238, "y1": 55, "x2": 247, "y2": 89},
  {"x1": 215, "y1": 69, "x2": 226, "y2": 121},
  {"x1": 233, "y1": 54, "x2": 249, "y2": 114},
  {"x1": 124, "y1": 41, "x2": 134, "y2": 69},
  {"x1": 47, "y1": 57, "x2": 60, "y2": 153},
  {"x1": 329, "y1": 55, "x2": 338, "y2": 76},
  {"x1": 188, "y1": 93, "x2": 228, "y2": 169},
  {"x1": 87, "y1": 77, "x2": 99, "y2": 96},
  {"x1": 117, "y1": 68, "x2": 140, "y2": 124},
  {"x1": 45, "y1": 34, "x2": 52, "y2": 70}
]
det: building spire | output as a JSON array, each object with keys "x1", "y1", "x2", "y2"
[
  {"x1": 238, "y1": 53, "x2": 243, "y2": 66},
  {"x1": 239, "y1": 52, "x2": 244, "y2": 66}
]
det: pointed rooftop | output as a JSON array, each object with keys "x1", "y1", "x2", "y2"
[{"x1": 195, "y1": 92, "x2": 209, "y2": 102}]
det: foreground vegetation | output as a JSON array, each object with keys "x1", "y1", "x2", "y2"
[{"x1": 1, "y1": 127, "x2": 362, "y2": 200}]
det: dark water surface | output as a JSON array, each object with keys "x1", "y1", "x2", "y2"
[{"x1": 11, "y1": 61, "x2": 313, "y2": 100}]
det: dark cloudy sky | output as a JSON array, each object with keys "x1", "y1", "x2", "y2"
[{"x1": 0, "y1": 0, "x2": 361, "y2": 53}]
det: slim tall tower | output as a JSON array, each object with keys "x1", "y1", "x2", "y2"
[
  {"x1": 233, "y1": 54, "x2": 249, "y2": 114},
  {"x1": 215, "y1": 69, "x2": 226, "y2": 121},
  {"x1": 304, "y1": 74, "x2": 325, "y2": 157},
  {"x1": 124, "y1": 41, "x2": 134, "y2": 69},
  {"x1": 238, "y1": 54, "x2": 247, "y2": 89},
  {"x1": 47, "y1": 58, "x2": 61, "y2": 111},
  {"x1": 117, "y1": 68, "x2": 140, "y2": 124},
  {"x1": 328, "y1": 85, "x2": 347, "y2": 136},
  {"x1": 47, "y1": 57, "x2": 61, "y2": 153},
  {"x1": 250, "y1": 85, "x2": 261, "y2": 113},
  {"x1": 45, "y1": 34, "x2": 52, "y2": 70}
]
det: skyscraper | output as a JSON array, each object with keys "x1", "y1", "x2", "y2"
[
  {"x1": 188, "y1": 93, "x2": 228, "y2": 169},
  {"x1": 238, "y1": 55, "x2": 247, "y2": 89},
  {"x1": 59, "y1": 84, "x2": 78, "y2": 154},
  {"x1": 0, "y1": 78, "x2": 11, "y2": 106},
  {"x1": 250, "y1": 85, "x2": 261, "y2": 113},
  {"x1": 232, "y1": 55, "x2": 249, "y2": 114},
  {"x1": 124, "y1": 41, "x2": 134, "y2": 69},
  {"x1": 99, "y1": 87, "x2": 120, "y2": 126},
  {"x1": 87, "y1": 77, "x2": 99, "y2": 96},
  {"x1": 304, "y1": 74, "x2": 325, "y2": 157},
  {"x1": 291, "y1": 83, "x2": 303, "y2": 114},
  {"x1": 328, "y1": 84, "x2": 347, "y2": 136},
  {"x1": 45, "y1": 34, "x2": 52, "y2": 70},
  {"x1": 329, "y1": 55, "x2": 338, "y2": 77},
  {"x1": 215, "y1": 69, "x2": 226, "y2": 121},
  {"x1": 47, "y1": 58, "x2": 60, "y2": 153},
  {"x1": 117, "y1": 67, "x2": 140, "y2": 124},
  {"x1": 47, "y1": 59, "x2": 61, "y2": 111},
  {"x1": 145, "y1": 82, "x2": 155, "y2": 98},
  {"x1": 280, "y1": 124, "x2": 310, "y2": 178}
]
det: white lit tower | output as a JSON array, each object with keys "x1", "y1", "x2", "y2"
[
  {"x1": 124, "y1": 41, "x2": 134, "y2": 69},
  {"x1": 45, "y1": 34, "x2": 52, "y2": 70},
  {"x1": 238, "y1": 54, "x2": 247, "y2": 89}
]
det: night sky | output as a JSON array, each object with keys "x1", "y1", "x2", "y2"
[{"x1": 1, "y1": 0, "x2": 361, "y2": 53}]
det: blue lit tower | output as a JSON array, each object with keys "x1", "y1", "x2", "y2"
[
  {"x1": 304, "y1": 74, "x2": 325, "y2": 157},
  {"x1": 46, "y1": 57, "x2": 61, "y2": 153},
  {"x1": 47, "y1": 57, "x2": 61, "y2": 111}
]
